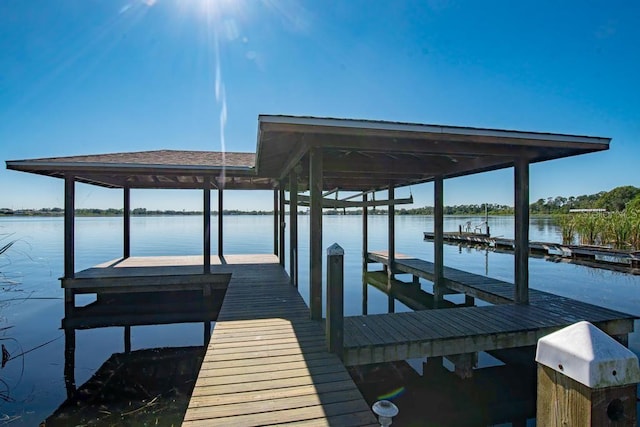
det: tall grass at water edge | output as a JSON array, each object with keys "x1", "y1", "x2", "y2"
[{"x1": 554, "y1": 209, "x2": 640, "y2": 250}]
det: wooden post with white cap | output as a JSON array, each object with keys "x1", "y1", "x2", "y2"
[{"x1": 535, "y1": 321, "x2": 640, "y2": 426}]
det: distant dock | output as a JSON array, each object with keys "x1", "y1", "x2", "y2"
[{"x1": 423, "y1": 231, "x2": 640, "y2": 273}]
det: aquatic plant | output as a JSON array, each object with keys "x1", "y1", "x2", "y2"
[
  {"x1": 555, "y1": 210, "x2": 640, "y2": 250},
  {"x1": 553, "y1": 214, "x2": 575, "y2": 244}
]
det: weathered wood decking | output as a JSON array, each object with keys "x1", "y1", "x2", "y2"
[
  {"x1": 338, "y1": 251, "x2": 637, "y2": 366},
  {"x1": 183, "y1": 255, "x2": 378, "y2": 427}
]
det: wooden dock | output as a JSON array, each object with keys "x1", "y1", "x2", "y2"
[
  {"x1": 183, "y1": 255, "x2": 378, "y2": 427},
  {"x1": 423, "y1": 231, "x2": 640, "y2": 273},
  {"x1": 336, "y1": 251, "x2": 637, "y2": 366}
]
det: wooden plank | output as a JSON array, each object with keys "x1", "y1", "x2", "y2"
[{"x1": 185, "y1": 257, "x2": 376, "y2": 426}]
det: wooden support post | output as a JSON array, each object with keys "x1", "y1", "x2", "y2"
[
  {"x1": 536, "y1": 321, "x2": 640, "y2": 426},
  {"x1": 64, "y1": 328, "x2": 76, "y2": 399},
  {"x1": 514, "y1": 158, "x2": 529, "y2": 304},
  {"x1": 362, "y1": 193, "x2": 368, "y2": 315},
  {"x1": 218, "y1": 187, "x2": 224, "y2": 258},
  {"x1": 204, "y1": 321, "x2": 212, "y2": 345},
  {"x1": 123, "y1": 187, "x2": 130, "y2": 259},
  {"x1": 362, "y1": 194, "x2": 368, "y2": 273},
  {"x1": 203, "y1": 178, "x2": 211, "y2": 273},
  {"x1": 273, "y1": 189, "x2": 278, "y2": 256},
  {"x1": 387, "y1": 185, "x2": 396, "y2": 314},
  {"x1": 64, "y1": 175, "x2": 75, "y2": 316},
  {"x1": 64, "y1": 175, "x2": 75, "y2": 279},
  {"x1": 289, "y1": 170, "x2": 298, "y2": 287},
  {"x1": 387, "y1": 185, "x2": 395, "y2": 282},
  {"x1": 326, "y1": 243, "x2": 344, "y2": 357},
  {"x1": 279, "y1": 184, "x2": 286, "y2": 267},
  {"x1": 434, "y1": 176, "x2": 444, "y2": 308},
  {"x1": 309, "y1": 147, "x2": 323, "y2": 321},
  {"x1": 124, "y1": 325, "x2": 131, "y2": 353}
]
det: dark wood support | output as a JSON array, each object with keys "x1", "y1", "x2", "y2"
[
  {"x1": 64, "y1": 175, "x2": 75, "y2": 279},
  {"x1": 362, "y1": 194, "x2": 368, "y2": 273},
  {"x1": 362, "y1": 193, "x2": 368, "y2": 315},
  {"x1": 434, "y1": 176, "x2": 444, "y2": 307},
  {"x1": 289, "y1": 170, "x2": 298, "y2": 287},
  {"x1": 273, "y1": 189, "x2": 278, "y2": 256},
  {"x1": 203, "y1": 178, "x2": 211, "y2": 273},
  {"x1": 204, "y1": 321, "x2": 212, "y2": 345},
  {"x1": 326, "y1": 243, "x2": 344, "y2": 357},
  {"x1": 309, "y1": 147, "x2": 323, "y2": 321},
  {"x1": 387, "y1": 185, "x2": 395, "y2": 283},
  {"x1": 217, "y1": 187, "x2": 223, "y2": 258},
  {"x1": 514, "y1": 158, "x2": 529, "y2": 304},
  {"x1": 279, "y1": 184, "x2": 285, "y2": 267},
  {"x1": 64, "y1": 175, "x2": 75, "y2": 316},
  {"x1": 123, "y1": 187, "x2": 130, "y2": 259},
  {"x1": 124, "y1": 325, "x2": 131, "y2": 353}
]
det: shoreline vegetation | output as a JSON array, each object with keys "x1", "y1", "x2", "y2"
[{"x1": 1, "y1": 186, "x2": 638, "y2": 218}]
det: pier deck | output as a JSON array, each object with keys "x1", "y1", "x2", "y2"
[
  {"x1": 339, "y1": 251, "x2": 637, "y2": 366},
  {"x1": 183, "y1": 255, "x2": 377, "y2": 427}
]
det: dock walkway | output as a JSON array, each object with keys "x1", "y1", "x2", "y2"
[
  {"x1": 183, "y1": 254, "x2": 377, "y2": 427},
  {"x1": 337, "y1": 251, "x2": 636, "y2": 366}
]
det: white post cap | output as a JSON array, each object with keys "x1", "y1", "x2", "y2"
[{"x1": 535, "y1": 321, "x2": 640, "y2": 388}]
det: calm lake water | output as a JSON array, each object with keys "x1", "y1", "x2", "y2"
[{"x1": 0, "y1": 215, "x2": 638, "y2": 426}]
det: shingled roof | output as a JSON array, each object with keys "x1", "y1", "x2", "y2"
[
  {"x1": 6, "y1": 150, "x2": 270, "y2": 189},
  {"x1": 7, "y1": 115, "x2": 610, "y2": 192}
]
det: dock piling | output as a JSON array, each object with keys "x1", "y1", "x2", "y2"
[
  {"x1": 326, "y1": 243, "x2": 344, "y2": 357},
  {"x1": 536, "y1": 321, "x2": 640, "y2": 426}
]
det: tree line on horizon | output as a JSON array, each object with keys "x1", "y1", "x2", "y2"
[{"x1": 2, "y1": 186, "x2": 638, "y2": 217}]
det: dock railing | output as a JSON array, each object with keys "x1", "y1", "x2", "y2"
[{"x1": 326, "y1": 243, "x2": 344, "y2": 358}]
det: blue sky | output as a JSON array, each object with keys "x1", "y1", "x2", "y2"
[{"x1": 1, "y1": 0, "x2": 638, "y2": 211}]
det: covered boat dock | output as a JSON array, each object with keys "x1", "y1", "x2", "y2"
[{"x1": 7, "y1": 115, "x2": 634, "y2": 425}]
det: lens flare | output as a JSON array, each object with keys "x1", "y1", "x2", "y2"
[{"x1": 377, "y1": 386, "x2": 405, "y2": 401}]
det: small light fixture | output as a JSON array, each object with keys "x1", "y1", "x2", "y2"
[{"x1": 372, "y1": 400, "x2": 399, "y2": 426}]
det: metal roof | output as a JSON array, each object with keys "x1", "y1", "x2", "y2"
[{"x1": 6, "y1": 115, "x2": 610, "y2": 192}]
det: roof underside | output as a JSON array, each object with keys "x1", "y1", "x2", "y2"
[
  {"x1": 6, "y1": 116, "x2": 610, "y2": 192},
  {"x1": 256, "y1": 116, "x2": 610, "y2": 192}
]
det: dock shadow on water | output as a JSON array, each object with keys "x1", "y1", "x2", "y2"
[
  {"x1": 349, "y1": 356, "x2": 536, "y2": 426},
  {"x1": 43, "y1": 346, "x2": 205, "y2": 427},
  {"x1": 41, "y1": 289, "x2": 217, "y2": 427}
]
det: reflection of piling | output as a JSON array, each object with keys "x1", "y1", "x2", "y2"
[{"x1": 64, "y1": 328, "x2": 76, "y2": 399}]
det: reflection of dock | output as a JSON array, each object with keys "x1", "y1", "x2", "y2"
[
  {"x1": 338, "y1": 251, "x2": 636, "y2": 367},
  {"x1": 423, "y1": 231, "x2": 640, "y2": 273},
  {"x1": 47, "y1": 347, "x2": 205, "y2": 426}
]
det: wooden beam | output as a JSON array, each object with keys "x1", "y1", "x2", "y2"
[
  {"x1": 294, "y1": 195, "x2": 413, "y2": 208},
  {"x1": 309, "y1": 147, "x2": 323, "y2": 320},
  {"x1": 362, "y1": 194, "x2": 368, "y2": 316},
  {"x1": 279, "y1": 184, "x2": 285, "y2": 267},
  {"x1": 218, "y1": 187, "x2": 224, "y2": 257},
  {"x1": 123, "y1": 187, "x2": 130, "y2": 259},
  {"x1": 64, "y1": 174, "x2": 75, "y2": 317},
  {"x1": 387, "y1": 185, "x2": 396, "y2": 314},
  {"x1": 64, "y1": 174, "x2": 75, "y2": 279},
  {"x1": 514, "y1": 158, "x2": 529, "y2": 304},
  {"x1": 434, "y1": 176, "x2": 444, "y2": 307},
  {"x1": 204, "y1": 177, "x2": 211, "y2": 273},
  {"x1": 278, "y1": 138, "x2": 309, "y2": 181},
  {"x1": 289, "y1": 170, "x2": 298, "y2": 287},
  {"x1": 273, "y1": 189, "x2": 278, "y2": 255}
]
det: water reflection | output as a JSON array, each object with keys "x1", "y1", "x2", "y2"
[
  {"x1": 44, "y1": 291, "x2": 217, "y2": 426},
  {"x1": 47, "y1": 345, "x2": 204, "y2": 426}
]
